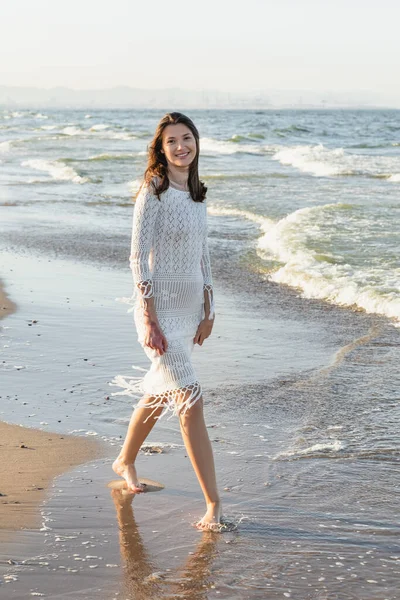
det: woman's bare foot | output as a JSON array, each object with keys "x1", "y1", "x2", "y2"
[
  {"x1": 112, "y1": 457, "x2": 145, "y2": 493},
  {"x1": 195, "y1": 501, "x2": 222, "y2": 532}
]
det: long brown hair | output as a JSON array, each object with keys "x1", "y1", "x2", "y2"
[{"x1": 137, "y1": 112, "x2": 207, "y2": 203}]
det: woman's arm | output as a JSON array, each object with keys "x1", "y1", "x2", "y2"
[
  {"x1": 130, "y1": 183, "x2": 159, "y2": 299},
  {"x1": 200, "y1": 226, "x2": 215, "y2": 321},
  {"x1": 130, "y1": 184, "x2": 167, "y2": 355},
  {"x1": 194, "y1": 211, "x2": 215, "y2": 346}
]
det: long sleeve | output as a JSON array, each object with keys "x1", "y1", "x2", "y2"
[
  {"x1": 129, "y1": 183, "x2": 160, "y2": 299},
  {"x1": 200, "y1": 220, "x2": 215, "y2": 320}
]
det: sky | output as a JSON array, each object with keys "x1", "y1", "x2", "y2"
[{"x1": 2, "y1": 0, "x2": 400, "y2": 104}]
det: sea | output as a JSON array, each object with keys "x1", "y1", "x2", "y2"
[
  {"x1": 1, "y1": 107, "x2": 400, "y2": 599},
  {"x1": 1, "y1": 108, "x2": 399, "y2": 323}
]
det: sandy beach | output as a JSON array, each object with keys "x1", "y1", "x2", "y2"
[
  {"x1": 0, "y1": 279, "x2": 16, "y2": 321},
  {"x1": 0, "y1": 278, "x2": 104, "y2": 532},
  {"x1": 0, "y1": 421, "x2": 102, "y2": 532}
]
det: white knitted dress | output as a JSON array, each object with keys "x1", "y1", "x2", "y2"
[{"x1": 112, "y1": 181, "x2": 214, "y2": 421}]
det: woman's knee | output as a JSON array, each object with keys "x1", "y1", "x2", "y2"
[{"x1": 178, "y1": 395, "x2": 204, "y2": 424}]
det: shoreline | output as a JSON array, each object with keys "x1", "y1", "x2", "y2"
[
  {"x1": 0, "y1": 278, "x2": 17, "y2": 321},
  {"x1": 0, "y1": 277, "x2": 104, "y2": 533},
  {"x1": 0, "y1": 421, "x2": 104, "y2": 531}
]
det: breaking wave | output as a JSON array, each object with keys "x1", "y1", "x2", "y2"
[
  {"x1": 273, "y1": 143, "x2": 400, "y2": 181},
  {"x1": 21, "y1": 159, "x2": 90, "y2": 184},
  {"x1": 209, "y1": 202, "x2": 400, "y2": 324}
]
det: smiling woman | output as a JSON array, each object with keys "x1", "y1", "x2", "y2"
[
  {"x1": 142, "y1": 114, "x2": 207, "y2": 202},
  {"x1": 112, "y1": 112, "x2": 222, "y2": 532}
]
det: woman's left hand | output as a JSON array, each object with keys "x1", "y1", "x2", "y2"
[{"x1": 194, "y1": 318, "x2": 214, "y2": 346}]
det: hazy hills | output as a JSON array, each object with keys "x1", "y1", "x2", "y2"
[{"x1": 0, "y1": 85, "x2": 396, "y2": 109}]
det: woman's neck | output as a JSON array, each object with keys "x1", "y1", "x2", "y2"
[{"x1": 167, "y1": 166, "x2": 189, "y2": 189}]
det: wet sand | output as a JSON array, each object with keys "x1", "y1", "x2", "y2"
[
  {"x1": 0, "y1": 279, "x2": 17, "y2": 321},
  {"x1": 0, "y1": 279, "x2": 104, "y2": 533},
  {"x1": 0, "y1": 421, "x2": 103, "y2": 531}
]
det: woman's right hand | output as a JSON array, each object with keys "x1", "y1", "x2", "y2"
[{"x1": 144, "y1": 321, "x2": 168, "y2": 356}]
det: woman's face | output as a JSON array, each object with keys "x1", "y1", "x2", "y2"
[{"x1": 161, "y1": 123, "x2": 197, "y2": 169}]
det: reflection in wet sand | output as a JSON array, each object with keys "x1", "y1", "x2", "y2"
[{"x1": 111, "y1": 490, "x2": 219, "y2": 599}]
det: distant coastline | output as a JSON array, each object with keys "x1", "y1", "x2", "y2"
[{"x1": 1, "y1": 85, "x2": 399, "y2": 110}]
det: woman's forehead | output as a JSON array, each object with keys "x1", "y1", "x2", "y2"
[{"x1": 163, "y1": 123, "x2": 192, "y2": 139}]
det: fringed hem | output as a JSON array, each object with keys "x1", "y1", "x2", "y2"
[
  {"x1": 109, "y1": 370, "x2": 202, "y2": 423},
  {"x1": 203, "y1": 284, "x2": 215, "y2": 320}
]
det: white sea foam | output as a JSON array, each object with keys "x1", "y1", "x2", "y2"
[
  {"x1": 40, "y1": 125, "x2": 58, "y2": 130},
  {"x1": 58, "y1": 124, "x2": 134, "y2": 140},
  {"x1": 127, "y1": 178, "x2": 142, "y2": 195},
  {"x1": 108, "y1": 131, "x2": 136, "y2": 140},
  {"x1": 388, "y1": 173, "x2": 400, "y2": 182},
  {"x1": 273, "y1": 144, "x2": 349, "y2": 176},
  {"x1": 21, "y1": 159, "x2": 89, "y2": 183},
  {"x1": 258, "y1": 204, "x2": 400, "y2": 322},
  {"x1": 210, "y1": 202, "x2": 400, "y2": 323},
  {"x1": 0, "y1": 140, "x2": 11, "y2": 153},
  {"x1": 200, "y1": 137, "x2": 265, "y2": 156},
  {"x1": 61, "y1": 126, "x2": 83, "y2": 136},
  {"x1": 276, "y1": 440, "x2": 344, "y2": 459},
  {"x1": 89, "y1": 123, "x2": 109, "y2": 131},
  {"x1": 208, "y1": 205, "x2": 275, "y2": 230},
  {"x1": 273, "y1": 143, "x2": 400, "y2": 180}
]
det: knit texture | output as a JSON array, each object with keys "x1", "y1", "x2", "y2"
[{"x1": 111, "y1": 181, "x2": 214, "y2": 418}]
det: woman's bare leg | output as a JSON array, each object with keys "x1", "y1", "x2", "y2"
[
  {"x1": 113, "y1": 396, "x2": 165, "y2": 493},
  {"x1": 178, "y1": 396, "x2": 222, "y2": 531}
]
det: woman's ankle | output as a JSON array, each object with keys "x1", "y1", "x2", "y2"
[
  {"x1": 114, "y1": 455, "x2": 133, "y2": 466},
  {"x1": 206, "y1": 497, "x2": 220, "y2": 506}
]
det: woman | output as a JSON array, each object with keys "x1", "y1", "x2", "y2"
[{"x1": 112, "y1": 112, "x2": 222, "y2": 532}]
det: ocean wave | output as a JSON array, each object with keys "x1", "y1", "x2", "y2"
[
  {"x1": 273, "y1": 125, "x2": 311, "y2": 137},
  {"x1": 208, "y1": 205, "x2": 275, "y2": 230},
  {"x1": 204, "y1": 172, "x2": 287, "y2": 181},
  {"x1": 0, "y1": 140, "x2": 12, "y2": 153},
  {"x1": 273, "y1": 143, "x2": 400, "y2": 180},
  {"x1": 272, "y1": 144, "x2": 351, "y2": 176},
  {"x1": 210, "y1": 202, "x2": 400, "y2": 323},
  {"x1": 88, "y1": 152, "x2": 138, "y2": 161},
  {"x1": 127, "y1": 178, "x2": 142, "y2": 195},
  {"x1": 259, "y1": 204, "x2": 400, "y2": 323},
  {"x1": 89, "y1": 123, "x2": 109, "y2": 131},
  {"x1": 387, "y1": 174, "x2": 400, "y2": 183},
  {"x1": 59, "y1": 125, "x2": 136, "y2": 141},
  {"x1": 229, "y1": 133, "x2": 266, "y2": 143},
  {"x1": 108, "y1": 131, "x2": 136, "y2": 140},
  {"x1": 275, "y1": 440, "x2": 345, "y2": 460},
  {"x1": 21, "y1": 159, "x2": 89, "y2": 184},
  {"x1": 200, "y1": 137, "x2": 268, "y2": 156},
  {"x1": 61, "y1": 126, "x2": 83, "y2": 136}
]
